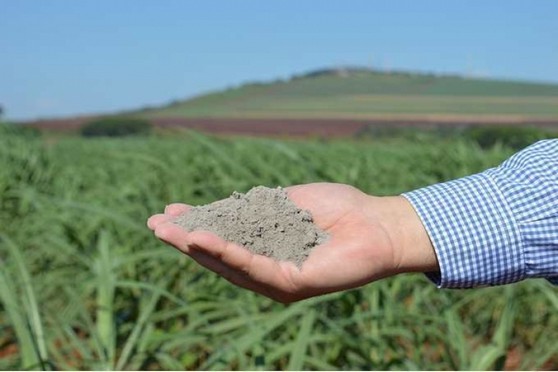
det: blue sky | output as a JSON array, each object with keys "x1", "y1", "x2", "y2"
[{"x1": 1, "y1": 0, "x2": 557, "y2": 120}]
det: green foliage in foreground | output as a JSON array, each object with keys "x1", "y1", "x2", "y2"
[
  {"x1": 0, "y1": 128, "x2": 557, "y2": 370},
  {"x1": 81, "y1": 116, "x2": 152, "y2": 137}
]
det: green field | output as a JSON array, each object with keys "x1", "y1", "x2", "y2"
[
  {"x1": 1, "y1": 125, "x2": 557, "y2": 370},
  {"x1": 143, "y1": 70, "x2": 558, "y2": 119}
]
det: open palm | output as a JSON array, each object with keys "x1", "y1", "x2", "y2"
[{"x1": 147, "y1": 183, "x2": 422, "y2": 303}]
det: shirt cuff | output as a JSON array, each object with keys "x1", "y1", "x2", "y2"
[{"x1": 402, "y1": 172, "x2": 525, "y2": 288}]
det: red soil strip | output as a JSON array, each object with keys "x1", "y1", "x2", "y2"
[{"x1": 24, "y1": 116, "x2": 558, "y2": 137}]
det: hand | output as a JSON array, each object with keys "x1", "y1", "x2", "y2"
[{"x1": 147, "y1": 183, "x2": 437, "y2": 303}]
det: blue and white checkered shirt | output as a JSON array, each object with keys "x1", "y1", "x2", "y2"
[{"x1": 403, "y1": 139, "x2": 558, "y2": 288}]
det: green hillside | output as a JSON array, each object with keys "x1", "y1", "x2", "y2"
[{"x1": 142, "y1": 69, "x2": 558, "y2": 120}]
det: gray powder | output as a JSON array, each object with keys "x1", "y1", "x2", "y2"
[{"x1": 172, "y1": 186, "x2": 329, "y2": 267}]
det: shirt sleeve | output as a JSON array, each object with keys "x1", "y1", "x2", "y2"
[{"x1": 402, "y1": 139, "x2": 558, "y2": 288}]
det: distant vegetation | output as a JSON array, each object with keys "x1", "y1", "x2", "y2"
[
  {"x1": 81, "y1": 117, "x2": 152, "y2": 137},
  {"x1": 291, "y1": 66, "x2": 445, "y2": 80},
  {"x1": 464, "y1": 125, "x2": 556, "y2": 150},
  {"x1": 354, "y1": 124, "x2": 557, "y2": 151},
  {"x1": 0, "y1": 122, "x2": 41, "y2": 138}
]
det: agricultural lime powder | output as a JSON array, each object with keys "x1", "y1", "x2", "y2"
[{"x1": 172, "y1": 186, "x2": 329, "y2": 267}]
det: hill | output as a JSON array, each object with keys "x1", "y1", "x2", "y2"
[
  {"x1": 140, "y1": 68, "x2": 558, "y2": 120},
  {"x1": 25, "y1": 68, "x2": 558, "y2": 137}
]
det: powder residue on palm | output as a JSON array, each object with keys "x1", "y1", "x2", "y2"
[{"x1": 172, "y1": 186, "x2": 329, "y2": 267}]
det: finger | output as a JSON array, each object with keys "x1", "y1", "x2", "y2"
[
  {"x1": 187, "y1": 231, "x2": 255, "y2": 272},
  {"x1": 147, "y1": 203, "x2": 191, "y2": 230},
  {"x1": 164, "y1": 203, "x2": 191, "y2": 216},
  {"x1": 186, "y1": 248, "x2": 281, "y2": 300},
  {"x1": 154, "y1": 222, "x2": 192, "y2": 253},
  {"x1": 147, "y1": 213, "x2": 173, "y2": 230},
  {"x1": 187, "y1": 231, "x2": 300, "y2": 294},
  {"x1": 152, "y1": 225, "x2": 285, "y2": 300},
  {"x1": 155, "y1": 224, "x2": 302, "y2": 298}
]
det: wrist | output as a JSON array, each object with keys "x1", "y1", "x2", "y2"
[{"x1": 371, "y1": 195, "x2": 439, "y2": 274}]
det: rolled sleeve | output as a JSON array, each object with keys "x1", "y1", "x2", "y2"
[
  {"x1": 403, "y1": 173, "x2": 525, "y2": 288},
  {"x1": 402, "y1": 139, "x2": 558, "y2": 288}
]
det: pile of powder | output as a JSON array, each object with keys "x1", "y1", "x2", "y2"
[{"x1": 172, "y1": 186, "x2": 329, "y2": 267}]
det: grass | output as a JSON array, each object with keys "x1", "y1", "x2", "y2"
[{"x1": 0, "y1": 125, "x2": 557, "y2": 370}]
